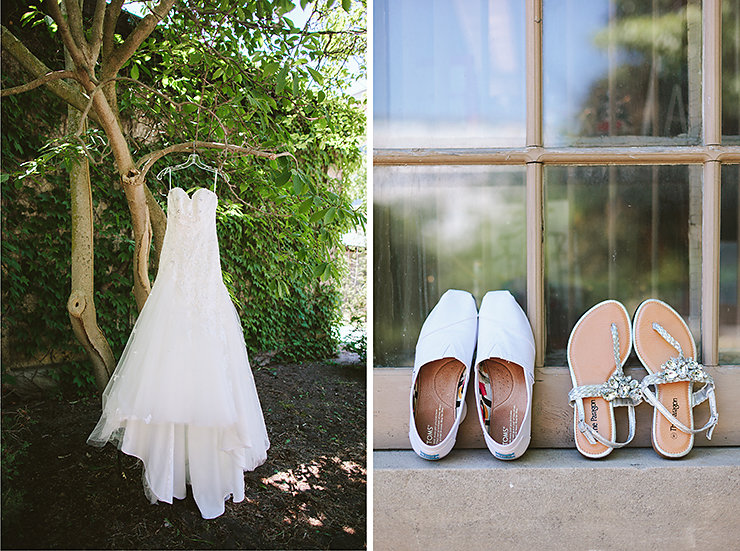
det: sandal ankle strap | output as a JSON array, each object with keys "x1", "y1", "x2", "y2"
[{"x1": 569, "y1": 395, "x2": 639, "y2": 448}]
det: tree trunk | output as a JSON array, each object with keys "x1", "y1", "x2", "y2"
[
  {"x1": 64, "y1": 44, "x2": 115, "y2": 392},
  {"x1": 75, "y1": 70, "x2": 153, "y2": 310},
  {"x1": 145, "y1": 184, "x2": 167, "y2": 275}
]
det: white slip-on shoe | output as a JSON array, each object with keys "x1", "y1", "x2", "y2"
[
  {"x1": 473, "y1": 291, "x2": 535, "y2": 460},
  {"x1": 409, "y1": 289, "x2": 478, "y2": 460}
]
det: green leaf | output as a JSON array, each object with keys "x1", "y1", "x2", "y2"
[
  {"x1": 307, "y1": 67, "x2": 323, "y2": 85},
  {"x1": 292, "y1": 76, "x2": 300, "y2": 96},
  {"x1": 342, "y1": 0, "x2": 351, "y2": 12},
  {"x1": 130, "y1": 63, "x2": 139, "y2": 80},
  {"x1": 298, "y1": 198, "x2": 313, "y2": 214},
  {"x1": 262, "y1": 61, "x2": 280, "y2": 77},
  {"x1": 20, "y1": 11, "x2": 36, "y2": 25},
  {"x1": 324, "y1": 207, "x2": 336, "y2": 224},
  {"x1": 276, "y1": 65, "x2": 288, "y2": 93},
  {"x1": 312, "y1": 262, "x2": 327, "y2": 278},
  {"x1": 274, "y1": 166, "x2": 291, "y2": 186},
  {"x1": 310, "y1": 208, "x2": 328, "y2": 224},
  {"x1": 292, "y1": 173, "x2": 305, "y2": 195}
]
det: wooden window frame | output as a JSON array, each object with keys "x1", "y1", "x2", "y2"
[{"x1": 373, "y1": 0, "x2": 740, "y2": 449}]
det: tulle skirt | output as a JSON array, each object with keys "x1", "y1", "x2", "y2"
[{"x1": 88, "y1": 273, "x2": 270, "y2": 519}]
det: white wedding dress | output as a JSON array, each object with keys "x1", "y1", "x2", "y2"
[{"x1": 88, "y1": 186, "x2": 270, "y2": 519}]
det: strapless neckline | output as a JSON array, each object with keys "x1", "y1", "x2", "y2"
[{"x1": 168, "y1": 186, "x2": 217, "y2": 201}]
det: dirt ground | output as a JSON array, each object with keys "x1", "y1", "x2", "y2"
[{"x1": 1, "y1": 360, "x2": 366, "y2": 550}]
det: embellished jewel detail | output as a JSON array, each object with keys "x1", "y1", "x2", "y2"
[
  {"x1": 657, "y1": 355, "x2": 711, "y2": 384},
  {"x1": 600, "y1": 372, "x2": 641, "y2": 403}
]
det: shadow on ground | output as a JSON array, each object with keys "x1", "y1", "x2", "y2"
[{"x1": 1, "y1": 361, "x2": 366, "y2": 550}]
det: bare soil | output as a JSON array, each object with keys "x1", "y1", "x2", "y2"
[{"x1": 1, "y1": 360, "x2": 366, "y2": 550}]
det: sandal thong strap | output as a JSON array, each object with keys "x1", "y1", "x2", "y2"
[
  {"x1": 569, "y1": 323, "x2": 642, "y2": 449},
  {"x1": 640, "y1": 322, "x2": 719, "y2": 439}
]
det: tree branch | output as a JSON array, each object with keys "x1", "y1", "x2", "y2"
[
  {"x1": 102, "y1": 0, "x2": 125, "y2": 64},
  {"x1": 66, "y1": 102, "x2": 115, "y2": 391},
  {"x1": 62, "y1": 0, "x2": 91, "y2": 62},
  {"x1": 107, "y1": 0, "x2": 176, "y2": 75},
  {"x1": 0, "y1": 70, "x2": 77, "y2": 96},
  {"x1": 89, "y1": 0, "x2": 107, "y2": 66},
  {"x1": 43, "y1": 0, "x2": 90, "y2": 71},
  {"x1": 72, "y1": 76, "x2": 229, "y2": 141},
  {"x1": 137, "y1": 141, "x2": 296, "y2": 181},
  {"x1": 1, "y1": 26, "x2": 99, "y2": 122},
  {"x1": 144, "y1": 185, "x2": 167, "y2": 275}
]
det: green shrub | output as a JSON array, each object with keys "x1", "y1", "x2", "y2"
[{"x1": 1, "y1": 77, "x2": 360, "y2": 394}]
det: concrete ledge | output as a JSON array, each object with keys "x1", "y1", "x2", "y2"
[{"x1": 374, "y1": 448, "x2": 740, "y2": 551}]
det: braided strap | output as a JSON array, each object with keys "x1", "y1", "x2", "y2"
[
  {"x1": 569, "y1": 323, "x2": 641, "y2": 449},
  {"x1": 640, "y1": 322, "x2": 719, "y2": 440}
]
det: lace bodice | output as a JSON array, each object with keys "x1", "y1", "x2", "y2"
[{"x1": 157, "y1": 187, "x2": 222, "y2": 291}]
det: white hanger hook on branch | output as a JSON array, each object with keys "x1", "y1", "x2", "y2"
[{"x1": 136, "y1": 141, "x2": 297, "y2": 184}]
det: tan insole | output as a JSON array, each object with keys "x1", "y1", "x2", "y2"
[
  {"x1": 569, "y1": 301, "x2": 631, "y2": 456},
  {"x1": 634, "y1": 301, "x2": 694, "y2": 457},
  {"x1": 414, "y1": 358, "x2": 465, "y2": 447},
  {"x1": 480, "y1": 359, "x2": 527, "y2": 445}
]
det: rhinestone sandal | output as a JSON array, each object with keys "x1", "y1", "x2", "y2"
[
  {"x1": 567, "y1": 300, "x2": 642, "y2": 458},
  {"x1": 633, "y1": 299, "x2": 718, "y2": 458}
]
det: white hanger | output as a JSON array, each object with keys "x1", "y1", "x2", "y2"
[{"x1": 156, "y1": 153, "x2": 230, "y2": 193}]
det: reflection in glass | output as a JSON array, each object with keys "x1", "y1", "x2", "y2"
[
  {"x1": 543, "y1": 0, "x2": 701, "y2": 146},
  {"x1": 545, "y1": 165, "x2": 701, "y2": 365},
  {"x1": 374, "y1": 166, "x2": 526, "y2": 367},
  {"x1": 374, "y1": 0, "x2": 525, "y2": 148},
  {"x1": 724, "y1": 0, "x2": 740, "y2": 141},
  {"x1": 720, "y1": 165, "x2": 740, "y2": 362}
]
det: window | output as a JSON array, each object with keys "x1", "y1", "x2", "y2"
[
  {"x1": 374, "y1": 165, "x2": 526, "y2": 366},
  {"x1": 374, "y1": 0, "x2": 526, "y2": 148},
  {"x1": 374, "y1": 0, "x2": 740, "y2": 448}
]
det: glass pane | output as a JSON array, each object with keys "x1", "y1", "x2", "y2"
[
  {"x1": 720, "y1": 165, "x2": 740, "y2": 363},
  {"x1": 724, "y1": 0, "x2": 740, "y2": 142},
  {"x1": 543, "y1": 0, "x2": 702, "y2": 146},
  {"x1": 374, "y1": 166, "x2": 526, "y2": 366},
  {"x1": 545, "y1": 165, "x2": 702, "y2": 365},
  {"x1": 374, "y1": 0, "x2": 525, "y2": 148}
]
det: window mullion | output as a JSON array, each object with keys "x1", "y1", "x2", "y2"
[
  {"x1": 701, "y1": 0, "x2": 722, "y2": 365},
  {"x1": 704, "y1": 0, "x2": 722, "y2": 145},
  {"x1": 688, "y1": 0, "x2": 702, "y2": 139},
  {"x1": 373, "y1": 147, "x2": 740, "y2": 166},
  {"x1": 525, "y1": 0, "x2": 545, "y2": 366},
  {"x1": 702, "y1": 161, "x2": 720, "y2": 365},
  {"x1": 526, "y1": 162, "x2": 544, "y2": 367},
  {"x1": 526, "y1": 0, "x2": 542, "y2": 147},
  {"x1": 526, "y1": 0, "x2": 545, "y2": 366}
]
